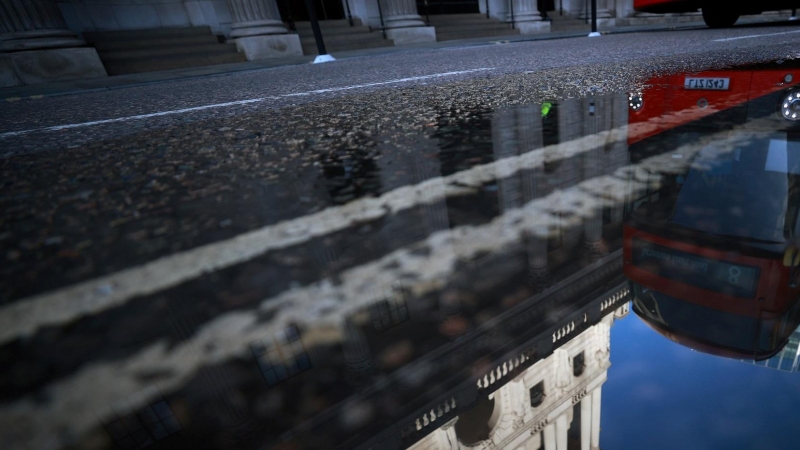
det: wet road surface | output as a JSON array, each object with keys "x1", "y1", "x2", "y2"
[{"x1": 2, "y1": 21, "x2": 800, "y2": 450}]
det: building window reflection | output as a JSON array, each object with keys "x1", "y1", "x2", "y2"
[
  {"x1": 454, "y1": 396, "x2": 499, "y2": 446},
  {"x1": 251, "y1": 325, "x2": 311, "y2": 386},
  {"x1": 573, "y1": 352, "x2": 586, "y2": 377},
  {"x1": 370, "y1": 289, "x2": 410, "y2": 333},
  {"x1": 530, "y1": 381, "x2": 545, "y2": 407},
  {"x1": 104, "y1": 400, "x2": 180, "y2": 449}
]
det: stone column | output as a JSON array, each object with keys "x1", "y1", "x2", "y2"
[
  {"x1": 527, "y1": 233, "x2": 551, "y2": 292},
  {"x1": 0, "y1": 0, "x2": 106, "y2": 87},
  {"x1": 579, "y1": 0, "x2": 614, "y2": 29},
  {"x1": 493, "y1": 109, "x2": 522, "y2": 213},
  {"x1": 615, "y1": 0, "x2": 636, "y2": 18},
  {"x1": 512, "y1": 0, "x2": 551, "y2": 34},
  {"x1": 580, "y1": 397, "x2": 592, "y2": 450},
  {"x1": 555, "y1": 413, "x2": 569, "y2": 450},
  {"x1": 590, "y1": 386, "x2": 602, "y2": 450},
  {"x1": 578, "y1": 0, "x2": 612, "y2": 25},
  {"x1": 435, "y1": 418, "x2": 459, "y2": 448},
  {"x1": 583, "y1": 211, "x2": 606, "y2": 262},
  {"x1": 0, "y1": 0, "x2": 83, "y2": 51},
  {"x1": 226, "y1": 0, "x2": 302, "y2": 60},
  {"x1": 380, "y1": 0, "x2": 436, "y2": 44},
  {"x1": 184, "y1": 0, "x2": 229, "y2": 34},
  {"x1": 543, "y1": 423, "x2": 557, "y2": 450},
  {"x1": 597, "y1": 0, "x2": 613, "y2": 19},
  {"x1": 341, "y1": 319, "x2": 376, "y2": 386},
  {"x1": 530, "y1": 432, "x2": 543, "y2": 450}
]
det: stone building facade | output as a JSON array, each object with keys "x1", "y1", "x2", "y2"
[
  {"x1": 0, "y1": 0, "x2": 741, "y2": 87},
  {"x1": 406, "y1": 304, "x2": 629, "y2": 450}
]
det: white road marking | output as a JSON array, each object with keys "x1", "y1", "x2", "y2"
[
  {"x1": 0, "y1": 125, "x2": 626, "y2": 345},
  {"x1": 0, "y1": 128, "x2": 740, "y2": 450},
  {"x1": 0, "y1": 68, "x2": 493, "y2": 138},
  {"x1": 712, "y1": 29, "x2": 800, "y2": 42}
]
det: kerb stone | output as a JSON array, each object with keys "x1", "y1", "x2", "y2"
[
  {"x1": 6, "y1": 48, "x2": 107, "y2": 85},
  {"x1": 234, "y1": 34, "x2": 303, "y2": 60},
  {"x1": 0, "y1": 55, "x2": 23, "y2": 88},
  {"x1": 386, "y1": 27, "x2": 437, "y2": 45},
  {"x1": 518, "y1": 21, "x2": 551, "y2": 34}
]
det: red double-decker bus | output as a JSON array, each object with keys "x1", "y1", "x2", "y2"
[
  {"x1": 635, "y1": 0, "x2": 800, "y2": 28},
  {"x1": 627, "y1": 65, "x2": 800, "y2": 146},
  {"x1": 624, "y1": 65, "x2": 800, "y2": 360}
]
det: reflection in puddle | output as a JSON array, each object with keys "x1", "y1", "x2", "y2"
[
  {"x1": 2, "y1": 60, "x2": 800, "y2": 450},
  {"x1": 625, "y1": 62, "x2": 800, "y2": 369}
]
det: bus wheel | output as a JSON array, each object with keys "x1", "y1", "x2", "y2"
[
  {"x1": 784, "y1": 248, "x2": 800, "y2": 267},
  {"x1": 702, "y1": 4, "x2": 740, "y2": 28}
]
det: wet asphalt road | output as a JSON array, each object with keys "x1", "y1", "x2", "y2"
[
  {"x1": 3, "y1": 20, "x2": 800, "y2": 450},
  {"x1": 2, "y1": 22, "x2": 800, "y2": 151},
  {"x1": 1, "y1": 22, "x2": 800, "y2": 303}
]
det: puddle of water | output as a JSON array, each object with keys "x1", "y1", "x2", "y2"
[{"x1": 1, "y1": 60, "x2": 800, "y2": 450}]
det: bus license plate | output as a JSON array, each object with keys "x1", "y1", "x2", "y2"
[{"x1": 684, "y1": 77, "x2": 730, "y2": 90}]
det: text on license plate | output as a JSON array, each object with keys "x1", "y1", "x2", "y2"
[{"x1": 684, "y1": 77, "x2": 730, "y2": 90}]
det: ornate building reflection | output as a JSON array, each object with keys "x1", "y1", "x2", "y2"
[
  {"x1": 405, "y1": 304, "x2": 628, "y2": 450},
  {"x1": 0, "y1": 93, "x2": 639, "y2": 450}
]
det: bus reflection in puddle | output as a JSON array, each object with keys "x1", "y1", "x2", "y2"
[{"x1": 623, "y1": 62, "x2": 800, "y2": 365}]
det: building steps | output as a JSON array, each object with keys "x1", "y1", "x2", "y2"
[
  {"x1": 89, "y1": 35, "x2": 222, "y2": 52},
  {"x1": 101, "y1": 53, "x2": 247, "y2": 76},
  {"x1": 426, "y1": 14, "x2": 502, "y2": 25},
  {"x1": 548, "y1": 14, "x2": 591, "y2": 32},
  {"x1": 83, "y1": 26, "x2": 214, "y2": 43},
  {"x1": 292, "y1": 20, "x2": 393, "y2": 55},
  {"x1": 98, "y1": 43, "x2": 240, "y2": 61},
  {"x1": 84, "y1": 26, "x2": 246, "y2": 76},
  {"x1": 292, "y1": 18, "x2": 364, "y2": 31},
  {"x1": 426, "y1": 14, "x2": 519, "y2": 41}
]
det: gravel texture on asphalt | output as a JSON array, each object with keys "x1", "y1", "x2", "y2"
[
  {"x1": 2, "y1": 24, "x2": 800, "y2": 145},
  {"x1": 2, "y1": 28, "x2": 800, "y2": 303},
  {"x1": 2, "y1": 24, "x2": 800, "y2": 450}
]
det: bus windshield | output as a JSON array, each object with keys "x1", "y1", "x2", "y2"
[
  {"x1": 630, "y1": 134, "x2": 800, "y2": 244},
  {"x1": 631, "y1": 282, "x2": 780, "y2": 357}
]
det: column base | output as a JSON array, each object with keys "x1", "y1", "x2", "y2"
[
  {"x1": 0, "y1": 30, "x2": 85, "y2": 52},
  {"x1": 597, "y1": 18, "x2": 616, "y2": 29},
  {"x1": 386, "y1": 26, "x2": 436, "y2": 45},
  {"x1": 0, "y1": 47, "x2": 106, "y2": 87},
  {"x1": 234, "y1": 34, "x2": 303, "y2": 60},
  {"x1": 385, "y1": 15, "x2": 428, "y2": 29},
  {"x1": 0, "y1": 56, "x2": 22, "y2": 88},
  {"x1": 230, "y1": 21, "x2": 289, "y2": 38},
  {"x1": 518, "y1": 21, "x2": 551, "y2": 34}
]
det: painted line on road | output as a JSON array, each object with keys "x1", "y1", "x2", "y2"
[
  {"x1": 0, "y1": 68, "x2": 493, "y2": 139},
  {"x1": 712, "y1": 29, "x2": 800, "y2": 42},
  {"x1": 0, "y1": 125, "x2": 743, "y2": 449},
  {"x1": 0, "y1": 108, "x2": 737, "y2": 345},
  {"x1": 0, "y1": 124, "x2": 626, "y2": 345}
]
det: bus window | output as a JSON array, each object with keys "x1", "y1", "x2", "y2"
[
  {"x1": 630, "y1": 281, "x2": 800, "y2": 360},
  {"x1": 628, "y1": 134, "x2": 799, "y2": 247}
]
